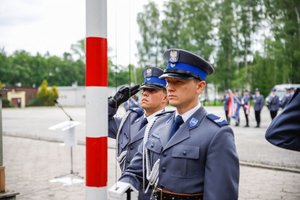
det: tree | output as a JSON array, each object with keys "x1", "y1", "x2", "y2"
[
  {"x1": 71, "y1": 39, "x2": 85, "y2": 61},
  {"x1": 137, "y1": 1, "x2": 161, "y2": 67},
  {"x1": 37, "y1": 80, "x2": 58, "y2": 106}
]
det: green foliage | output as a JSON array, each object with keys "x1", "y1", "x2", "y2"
[
  {"x1": 0, "y1": 49, "x2": 85, "y2": 87},
  {"x1": 2, "y1": 98, "x2": 12, "y2": 108},
  {"x1": 137, "y1": 1, "x2": 161, "y2": 67},
  {"x1": 136, "y1": 0, "x2": 300, "y2": 93},
  {"x1": 36, "y1": 80, "x2": 58, "y2": 106}
]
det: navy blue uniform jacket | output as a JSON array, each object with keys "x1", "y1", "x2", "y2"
[
  {"x1": 120, "y1": 107, "x2": 240, "y2": 200},
  {"x1": 108, "y1": 105, "x2": 144, "y2": 170}
]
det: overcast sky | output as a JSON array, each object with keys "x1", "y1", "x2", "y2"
[{"x1": 0, "y1": 0, "x2": 162, "y2": 66}]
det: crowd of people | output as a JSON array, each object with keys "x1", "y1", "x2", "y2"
[{"x1": 222, "y1": 87, "x2": 297, "y2": 128}]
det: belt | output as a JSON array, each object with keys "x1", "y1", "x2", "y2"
[{"x1": 153, "y1": 188, "x2": 203, "y2": 200}]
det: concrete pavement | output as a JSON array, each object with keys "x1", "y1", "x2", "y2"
[
  {"x1": 3, "y1": 106, "x2": 300, "y2": 170},
  {"x1": 3, "y1": 136, "x2": 300, "y2": 200},
  {"x1": 2, "y1": 106, "x2": 300, "y2": 199}
]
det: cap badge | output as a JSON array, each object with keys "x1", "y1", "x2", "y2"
[
  {"x1": 146, "y1": 68, "x2": 152, "y2": 77},
  {"x1": 169, "y1": 50, "x2": 178, "y2": 63}
]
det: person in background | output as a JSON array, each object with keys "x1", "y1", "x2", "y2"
[
  {"x1": 290, "y1": 87, "x2": 295, "y2": 97},
  {"x1": 109, "y1": 48, "x2": 239, "y2": 200},
  {"x1": 108, "y1": 67, "x2": 168, "y2": 200},
  {"x1": 241, "y1": 89, "x2": 250, "y2": 127},
  {"x1": 265, "y1": 88, "x2": 300, "y2": 151},
  {"x1": 222, "y1": 89, "x2": 232, "y2": 124},
  {"x1": 232, "y1": 89, "x2": 242, "y2": 127},
  {"x1": 266, "y1": 88, "x2": 280, "y2": 120},
  {"x1": 252, "y1": 88, "x2": 264, "y2": 128},
  {"x1": 280, "y1": 87, "x2": 291, "y2": 109}
]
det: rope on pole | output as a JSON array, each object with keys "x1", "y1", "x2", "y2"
[{"x1": 86, "y1": 0, "x2": 108, "y2": 199}]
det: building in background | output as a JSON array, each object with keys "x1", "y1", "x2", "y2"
[
  {"x1": 3, "y1": 87, "x2": 38, "y2": 108},
  {"x1": 56, "y1": 86, "x2": 117, "y2": 107}
]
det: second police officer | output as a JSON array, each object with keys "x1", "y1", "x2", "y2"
[
  {"x1": 266, "y1": 88, "x2": 280, "y2": 120},
  {"x1": 252, "y1": 88, "x2": 264, "y2": 128},
  {"x1": 108, "y1": 67, "x2": 168, "y2": 199},
  {"x1": 109, "y1": 49, "x2": 239, "y2": 200}
]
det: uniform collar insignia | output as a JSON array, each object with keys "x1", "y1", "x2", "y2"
[
  {"x1": 189, "y1": 117, "x2": 198, "y2": 128},
  {"x1": 169, "y1": 50, "x2": 179, "y2": 63}
]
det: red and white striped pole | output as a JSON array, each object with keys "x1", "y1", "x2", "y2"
[{"x1": 86, "y1": 0, "x2": 108, "y2": 199}]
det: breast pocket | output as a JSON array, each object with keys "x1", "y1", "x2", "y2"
[
  {"x1": 171, "y1": 145, "x2": 201, "y2": 178},
  {"x1": 145, "y1": 137, "x2": 163, "y2": 165}
]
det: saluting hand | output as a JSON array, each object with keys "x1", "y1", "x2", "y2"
[{"x1": 108, "y1": 85, "x2": 140, "y2": 108}]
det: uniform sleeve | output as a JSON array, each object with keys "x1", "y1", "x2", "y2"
[
  {"x1": 265, "y1": 90, "x2": 300, "y2": 151},
  {"x1": 108, "y1": 105, "x2": 121, "y2": 139},
  {"x1": 119, "y1": 144, "x2": 144, "y2": 190},
  {"x1": 204, "y1": 126, "x2": 239, "y2": 200}
]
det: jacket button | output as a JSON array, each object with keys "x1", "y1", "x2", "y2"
[
  {"x1": 163, "y1": 153, "x2": 167, "y2": 157},
  {"x1": 130, "y1": 146, "x2": 133, "y2": 150},
  {"x1": 161, "y1": 167, "x2": 166, "y2": 172},
  {"x1": 151, "y1": 143, "x2": 154, "y2": 148},
  {"x1": 183, "y1": 151, "x2": 187, "y2": 156}
]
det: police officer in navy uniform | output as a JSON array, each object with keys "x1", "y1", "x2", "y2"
[
  {"x1": 253, "y1": 88, "x2": 264, "y2": 128},
  {"x1": 108, "y1": 67, "x2": 168, "y2": 200},
  {"x1": 266, "y1": 88, "x2": 280, "y2": 120},
  {"x1": 280, "y1": 87, "x2": 291, "y2": 109},
  {"x1": 109, "y1": 49, "x2": 239, "y2": 200},
  {"x1": 265, "y1": 88, "x2": 300, "y2": 152},
  {"x1": 241, "y1": 89, "x2": 250, "y2": 127}
]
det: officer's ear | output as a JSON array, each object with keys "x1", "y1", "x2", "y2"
[
  {"x1": 162, "y1": 89, "x2": 168, "y2": 104},
  {"x1": 195, "y1": 79, "x2": 206, "y2": 94}
]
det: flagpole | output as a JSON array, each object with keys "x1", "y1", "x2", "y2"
[{"x1": 86, "y1": 0, "x2": 108, "y2": 199}]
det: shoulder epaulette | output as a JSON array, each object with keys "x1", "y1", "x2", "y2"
[
  {"x1": 206, "y1": 114, "x2": 228, "y2": 127},
  {"x1": 155, "y1": 110, "x2": 175, "y2": 117},
  {"x1": 129, "y1": 107, "x2": 144, "y2": 117}
]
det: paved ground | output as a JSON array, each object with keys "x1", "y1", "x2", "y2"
[
  {"x1": 3, "y1": 106, "x2": 300, "y2": 169},
  {"x1": 2, "y1": 106, "x2": 300, "y2": 199},
  {"x1": 4, "y1": 136, "x2": 300, "y2": 200}
]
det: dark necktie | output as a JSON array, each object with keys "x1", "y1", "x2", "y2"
[
  {"x1": 139, "y1": 117, "x2": 148, "y2": 130},
  {"x1": 169, "y1": 115, "x2": 184, "y2": 140}
]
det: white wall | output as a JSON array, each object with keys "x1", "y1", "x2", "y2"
[{"x1": 57, "y1": 86, "x2": 117, "y2": 106}]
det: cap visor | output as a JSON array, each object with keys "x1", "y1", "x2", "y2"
[
  {"x1": 159, "y1": 72, "x2": 194, "y2": 80},
  {"x1": 140, "y1": 84, "x2": 165, "y2": 90}
]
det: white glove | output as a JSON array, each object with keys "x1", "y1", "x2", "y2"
[{"x1": 108, "y1": 181, "x2": 138, "y2": 200}]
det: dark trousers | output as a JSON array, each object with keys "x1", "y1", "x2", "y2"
[
  {"x1": 243, "y1": 108, "x2": 249, "y2": 126},
  {"x1": 255, "y1": 110, "x2": 261, "y2": 127},
  {"x1": 225, "y1": 110, "x2": 230, "y2": 124},
  {"x1": 270, "y1": 110, "x2": 278, "y2": 120}
]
